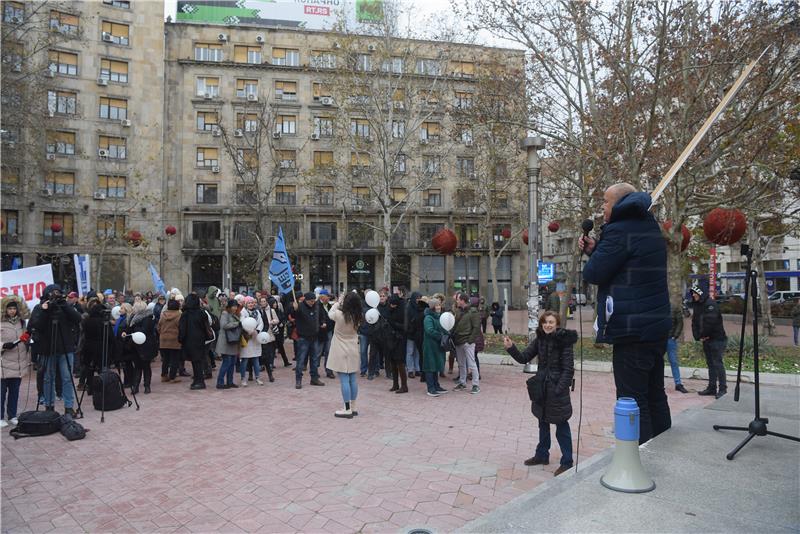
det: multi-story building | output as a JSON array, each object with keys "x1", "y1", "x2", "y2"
[{"x1": 1, "y1": 0, "x2": 164, "y2": 291}]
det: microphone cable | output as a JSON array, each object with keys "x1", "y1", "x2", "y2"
[{"x1": 574, "y1": 218, "x2": 594, "y2": 473}]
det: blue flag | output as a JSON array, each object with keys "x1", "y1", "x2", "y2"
[
  {"x1": 269, "y1": 227, "x2": 295, "y2": 295},
  {"x1": 148, "y1": 262, "x2": 167, "y2": 295}
]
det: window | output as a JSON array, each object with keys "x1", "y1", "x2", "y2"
[
  {"x1": 273, "y1": 221, "x2": 299, "y2": 242},
  {"x1": 313, "y1": 116, "x2": 333, "y2": 137},
  {"x1": 47, "y1": 90, "x2": 77, "y2": 115},
  {"x1": 348, "y1": 222, "x2": 373, "y2": 244},
  {"x1": 99, "y1": 97, "x2": 127, "y2": 120},
  {"x1": 275, "y1": 185, "x2": 296, "y2": 205},
  {"x1": 310, "y1": 222, "x2": 336, "y2": 241},
  {"x1": 394, "y1": 154, "x2": 406, "y2": 174},
  {"x1": 450, "y1": 60, "x2": 475, "y2": 78},
  {"x1": 99, "y1": 135, "x2": 126, "y2": 159},
  {"x1": 419, "y1": 223, "x2": 445, "y2": 243},
  {"x1": 455, "y1": 223, "x2": 479, "y2": 243},
  {"x1": 272, "y1": 47, "x2": 299, "y2": 66},
  {"x1": 2, "y1": 211, "x2": 19, "y2": 240},
  {"x1": 460, "y1": 125, "x2": 473, "y2": 144},
  {"x1": 100, "y1": 58, "x2": 128, "y2": 83},
  {"x1": 275, "y1": 80, "x2": 297, "y2": 100},
  {"x1": 196, "y1": 147, "x2": 219, "y2": 168},
  {"x1": 392, "y1": 88, "x2": 406, "y2": 106},
  {"x1": 103, "y1": 0, "x2": 130, "y2": 8},
  {"x1": 45, "y1": 172, "x2": 75, "y2": 196},
  {"x1": 454, "y1": 91, "x2": 473, "y2": 109},
  {"x1": 50, "y1": 11, "x2": 79, "y2": 35},
  {"x1": 234, "y1": 45, "x2": 261, "y2": 64},
  {"x1": 101, "y1": 21, "x2": 129, "y2": 45},
  {"x1": 48, "y1": 50, "x2": 78, "y2": 76},
  {"x1": 310, "y1": 50, "x2": 335, "y2": 69},
  {"x1": 350, "y1": 118, "x2": 370, "y2": 138},
  {"x1": 3, "y1": 41, "x2": 23, "y2": 71},
  {"x1": 196, "y1": 183, "x2": 218, "y2": 204},
  {"x1": 97, "y1": 175, "x2": 126, "y2": 198},
  {"x1": 381, "y1": 57, "x2": 404, "y2": 74},
  {"x1": 195, "y1": 43, "x2": 223, "y2": 62},
  {"x1": 423, "y1": 156, "x2": 441, "y2": 174},
  {"x1": 196, "y1": 111, "x2": 219, "y2": 131},
  {"x1": 351, "y1": 152, "x2": 370, "y2": 168},
  {"x1": 196, "y1": 76, "x2": 220, "y2": 97},
  {"x1": 235, "y1": 149, "x2": 258, "y2": 170},
  {"x1": 4, "y1": 2, "x2": 23, "y2": 23},
  {"x1": 457, "y1": 157, "x2": 475, "y2": 177},
  {"x1": 391, "y1": 188, "x2": 407, "y2": 205},
  {"x1": 419, "y1": 89, "x2": 439, "y2": 105},
  {"x1": 235, "y1": 185, "x2": 257, "y2": 205},
  {"x1": 351, "y1": 187, "x2": 370, "y2": 206},
  {"x1": 46, "y1": 131, "x2": 75, "y2": 155},
  {"x1": 492, "y1": 190, "x2": 508, "y2": 209},
  {"x1": 1, "y1": 168, "x2": 19, "y2": 192},
  {"x1": 43, "y1": 213, "x2": 74, "y2": 243},
  {"x1": 415, "y1": 58, "x2": 440, "y2": 75},
  {"x1": 420, "y1": 122, "x2": 440, "y2": 141},
  {"x1": 354, "y1": 53, "x2": 371, "y2": 71},
  {"x1": 349, "y1": 85, "x2": 370, "y2": 105},
  {"x1": 278, "y1": 150, "x2": 296, "y2": 170},
  {"x1": 236, "y1": 79, "x2": 258, "y2": 98},
  {"x1": 493, "y1": 225, "x2": 511, "y2": 243},
  {"x1": 456, "y1": 189, "x2": 476, "y2": 208},
  {"x1": 236, "y1": 112, "x2": 258, "y2": 132},
  {"x1": 314, "y1": 186, "x2": 334, "y2": 206},
  {"x1": 312, "y1": 82, "x2": 332, "y2": 101},
  {"x1": 424, "y1": 189, "x2": 442, "y2": 207},
  {"x1": 96, "y1": 215, "x2": 125, "y2": 239},
  {"x1": 192, "y1": 221, "x2": 221, "y2": 244},
  {"x1": 313, "y1": 151, "x2": 334, "y2": 168},
  {"x1": 392, "y1": 120, "x2": 405, "y2": 139},
  {"x1": 275, "y1": 115, "x2": 296, "y2": 135}
]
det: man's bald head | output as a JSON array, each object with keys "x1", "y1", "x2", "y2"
[{"x1": 603, "y1": 183, "x2": 637, "y2": 222}]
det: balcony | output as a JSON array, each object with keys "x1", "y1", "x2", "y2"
[
  {"x1": 1, "y1": 234, "x2": 19, "y2": 245},
  {"x1": 182, "y1": 238, "x2": 223, "y2": 251},
  {"x1": 42, "y1": 235, "x2": 74, "y2": 245}
]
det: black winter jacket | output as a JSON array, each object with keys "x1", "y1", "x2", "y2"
[
  {"x1": 294, "y1": 301, "x2": 321, "y2": 339},
  {"x1": 179, "y1": 295, "x2": 210, "y2": 357},
  {"x1": 28, "y1": 285, "x2": 82, "y2": 356},
  {"x1": 506, "y1": 329, "x2": 577, "y2": 424},
  {"x1": 81, "y1": 304, "x2": 115, "y2": 368},
  {"x1": 691, "y1": 295, "x2": 726, "y2": 341}
]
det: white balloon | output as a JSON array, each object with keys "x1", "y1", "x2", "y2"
[
  {"x1": 365, "y1": 290, "x2": 380, "y2": 308},
  {"x1": 131, "y1": 332, "x2": 146, "y2": 345},
  {"x1": 111, "y1": 306, "x2": 121, "y2": 320},
  {"x1": 439, "y1": 311, "x2": 456, "y2": 331},
  {"x1": 241, "y1": 316, "x2": 258, "y2": 333},
  {"x1": 256, "y1": 331, "x2": 270, "y2": 344},
  {"x1": 147, "y1": 302, "x2": 156, "y2": 311},
  {"x1": 365, "y1": 308, "x2": 380, "y2": 324}
]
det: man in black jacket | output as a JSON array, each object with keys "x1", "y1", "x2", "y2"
[
  {"x1": 689, "y1": 286, "x2": 728, "y2": 398},
  {"x1": 318, "y1": 290, "x2": 336, "y2": 379},
  {"x1": 292, "y1": 292, "x2": 325, "y2": 389},
  {"x1": 28, "y1": 284, "x2": 82, "y2": 415}
]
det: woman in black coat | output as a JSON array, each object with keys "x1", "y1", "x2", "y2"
[
  {"x1": 79, "y1": 301, "x2": 115, "y2": 393},
  {"x1": 386, "y1": 295, "x2": 408, "y2": 393},
  {"x1": 179, "y1": 293, "x2": 210, "y2": 390},
  {"x1": 504, "y1": 311, "x2": 576, "y2": 476},
  {"x1": 127, "y1": 301, "x2": 158, "y2": 394}
]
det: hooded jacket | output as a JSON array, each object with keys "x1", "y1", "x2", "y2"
[
  {"x1": 1, "y1": 296, "x2": 30, "y2": 379},
  {"x1": 157, "y1": 309, "x2": 182, "y2": 349},
  {"x1": 582, "y1": 192, "x2": 670, "y2": 344},
  {"x1": 28, "y1": 284, "x2": 82, "y2": 356},
  {"x1": 690, "y1": 294, "x2": 726, "y2": 341},
  {"x1": 127, "y1": 308, "x2": 158, "y2": 361},
  {"x1": 178, "y1": 294, "x2": 210, "y2": 356},
  {"x1": 206, "y1": 286, "x2": 221, "y2": 319},
  {"x1": 81, "y1": 303, "x2": 115, "y2": 368}
]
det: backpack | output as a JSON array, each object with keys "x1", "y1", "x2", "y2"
[
  {"x1": 60, "y1": 414, "x2": 88, "y2": 441},
  {"x1": 440, "y1": 332, "x2": 456, "y2": 353},
  {"x1": 92, "y1": 369, "x2": 130, "y2": 411},
  {"x1": 9, "y1": 410, "x2": 63, "y2": 439}
]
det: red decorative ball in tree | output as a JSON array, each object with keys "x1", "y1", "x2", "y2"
[
  {"x1": 50, "y1": 222, "x2": 62, "y2": 233},
  {"x1": 500, "y1": 227, "x2": 511, "y2": 239},
  {"x1": 431, "y1": 228, "x2": 458, "y2": 255},
  {"x1": 522, "y1": 229, "x2": 529, "y2": 245},
  {"x1": 126, "y1": 230, "x2": 143, "y2": 246},
  {"x1": 165, "y1": 225, "x2": 177, "y2": 236},
  {"x1": 547, "y1": 221, "x2": 560, "y2": 233},
  {"x1": 703, "y1": 208, "x2": 746, "y2": 245},
  {"x1": 662, "y1": 220, "x2": 691, "y2": 252}
]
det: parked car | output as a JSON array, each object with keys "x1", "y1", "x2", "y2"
[{"x1": 767, "y1": 291, "x2": 800, "y2": 305}]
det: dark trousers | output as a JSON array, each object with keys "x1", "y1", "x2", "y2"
[
  {"x1": 217, "y1": 355, "x2": 236, "y2": 386},
  {"x1": 536, "y1": 419, "x2": 573, "y2": 466},
  {"x1": 368, "y1": 341, "x2": 384, "y2": 377},
  {"x1": 703, "y1": 338, "x2": 728, "y2": 392},
  {"x1": 132, "y1": 358, "x2": 152, "y2": 389},
  {"x1": 1, "y1": 377, "x2": 22, "y2": 419},
  {"x1": 425, "y1": 371, "x2": 441, "y2": 393},
  {"x1": 274, "y1": 336, "x2": 289, "y2": 365},
  {"x1": 160, "y1": 349, "x2": 182, "y2": 379},
  {"x1": 492, "y1": 325, "x2": 501, "y2": 334},
  {"x1": 294, "y1": 337, "x2": 320, "y2": 382},
  {"x1": 481, "y1": 318, "x2": 487, "y2": 333},
  {"x1": 612, "y1": 339, "x2": 671, "y2": 444},
  {"x1": 263, "y1": 342, "x2": 276, "y2": 371},
  {"x1": 389, "y1": 358, "x2": 407, "y2": 390}
]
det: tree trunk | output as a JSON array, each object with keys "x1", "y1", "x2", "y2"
[
  {"x1": 666, "y1": 244, "x2": 684, "y2": 309},
  {"x1": 382, "y1": 211, "x2": 392, "y2": 289},
  {"x1": 560, "y1": 249, "x2": 581, "y2": 326},
  {"x1": 487, "y1": 224, "x2": 500, "y2": 306},
  {"x1": 748, "y1": 225, "x2": 776, "y2": 336}
]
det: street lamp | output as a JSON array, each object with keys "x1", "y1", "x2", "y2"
[{"x1": 521, "y1": 136, "x2": 546, "y2": 344}]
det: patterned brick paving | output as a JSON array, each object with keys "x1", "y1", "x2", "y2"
[{"x1": 1, "y1": 357, "x2": 712, "y2": 533}]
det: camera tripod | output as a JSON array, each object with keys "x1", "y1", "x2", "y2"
[
  {"x1": 712, "y1": 244, "x2": 799, "y2": 459},
  {"x1": 36, "y1": 315, "x2": 84, "y2": 419}
]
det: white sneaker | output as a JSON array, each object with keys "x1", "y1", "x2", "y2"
[
  {"x1": 256, "y1": 378, "x2": 264, "y2": 385},
  {"x1": 10, "y1": 417, "x2": 18, "y2": 425},
  {"x1": 334, "y1": 408, "x2": 353, "y2": 419},
  {"x1": 0, "y1": 420, "x2": 8, "y2": 428},
  {"x1": 241, "y1": 379, "x2": 248, "y2": 387}
]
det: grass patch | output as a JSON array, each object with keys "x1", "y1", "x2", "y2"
[{"x1": 483, "y1": 334, "x2": 800, "y2": 374}]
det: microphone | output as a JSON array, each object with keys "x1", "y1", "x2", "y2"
[{"x1": 581, "y1": 219, "x2": 594, "y2": 254}]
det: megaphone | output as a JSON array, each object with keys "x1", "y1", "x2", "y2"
[
  {"x1": 523, "y1": 362, "x2": 537, "y2": 374},
  {"x1": 600, "y1": 397, "x2": 655, "y2": 493}
]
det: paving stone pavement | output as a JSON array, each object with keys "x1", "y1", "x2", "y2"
[{"x1": 1, "y1": 357, "x2": 712, "y2": 534}]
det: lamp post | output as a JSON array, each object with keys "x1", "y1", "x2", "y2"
[{"x1": 521, "y1": 136, "x2": 546, "y2": 342}]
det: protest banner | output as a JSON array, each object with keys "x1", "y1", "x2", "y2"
[{"x1": 0, "y1": 264, "x2": 55, "y2": 308}]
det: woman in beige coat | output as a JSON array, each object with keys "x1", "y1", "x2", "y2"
[
  {"x1": 1, "y1": 296, "x2": 30, "y2": 427},
  {"x1": 326, "y1": 292, "x2": 364, "y2": 419}
]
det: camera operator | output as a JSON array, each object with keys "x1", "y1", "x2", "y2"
[
  {"x1": 78, "y1": 299, "x2": 114, "y2": 395},
  {"x1": 28, "y1": 284, "x2": 82, "y2": 415}
]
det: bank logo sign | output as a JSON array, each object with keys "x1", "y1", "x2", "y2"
[{"x1": 176, "y1": 0, "x2": 384, "y2": 30}]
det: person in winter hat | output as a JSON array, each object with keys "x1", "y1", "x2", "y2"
[
  {"x1": 690, "y1": 286, "x2": 728, "y2": 399},
  {"x1": 1, "y1": 297, "x2": 30, "y2": 427}
]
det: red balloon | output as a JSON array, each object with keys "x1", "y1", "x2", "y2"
[
  {"x1": 522, "y1": 228, "x2": 529, "y2": 245},
  {"x1": 50, "y1": 222, "x2": 62, "y2": 233},
  {"x1": 662, "y1": 220, "x2": 691, "y2": 252},
  {"x1": 703, "y1": 208, "x2": 746, "y2": 245},
  {"x1": 547, "y1": 221, "x2": 560, "y2": 233},
  {"x1": 165, "y1": 225, "x2": 177, "y2": 236},
  {"x1": 432, "y1": 228, "x2": 458, "y2": 255},
  {"x1": 501, "y1": 227, "x2": 511, "y2": 239}
]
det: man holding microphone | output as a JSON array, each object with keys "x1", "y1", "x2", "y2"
[{"x1": 579, "y1": 183, "x2": 672, "y2": 444}]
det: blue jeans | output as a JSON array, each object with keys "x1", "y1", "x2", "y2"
[
  {"x1": 793, "y1": 326, "x2": 799, "y2": 346},
  {"x1": 321, "y1": 331, "x2": 333, "y2": 371},
  {"x1": 665, "y1": 338, "x2": 682, "y2": 385},
  {"x1": 405, "y1": 339, "x2": 420, "y2": 372},
  {"x1": 359, "y1": 335, "x2": 369, "y2": 375},
  {"x1": 1, "y1": 378, "x2": 21, "y2": 419},
  {"x1": 239, "y1": 357, "x2": 260, "y2": 379},
  {"x1": 217, "y1": 355, "x2": 236, "y2": 386},
  {"x1": 425, "y1": 371, "x2": 442, "y2": 394},
  {"x1": 338, "y1": 372, "x2": 358, "y2": 402},
  {"x1": 43, "y1": 353, "x2": 75, "y2": 409},
  {"x1": 536, "y1": 419, "x2": 573, "y2": 466},
  {"x1": 295, "y1": 337, "x2": 320, "y2": 381}
]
